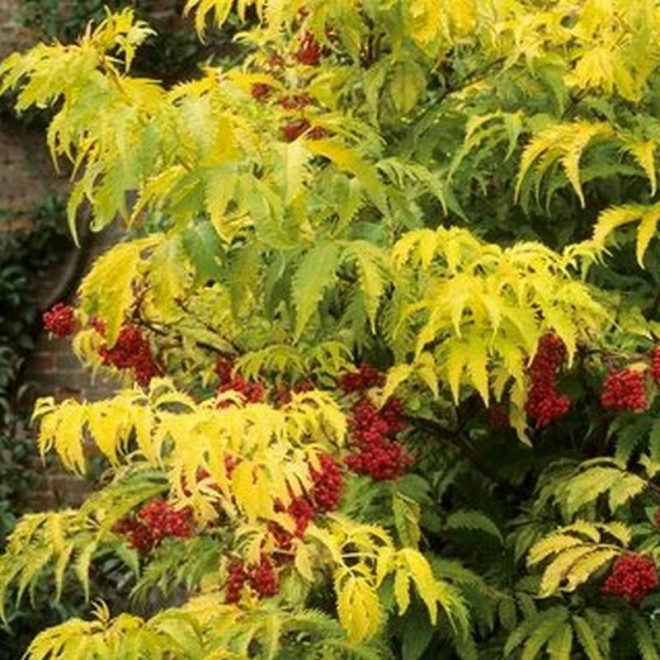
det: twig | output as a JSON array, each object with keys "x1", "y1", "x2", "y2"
[{"x1": 407, "y1": 413, "x2": 522, "y2": 496}]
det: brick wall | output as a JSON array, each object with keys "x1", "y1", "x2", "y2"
[
  {"x1": 24, "y1": 226, "x2": 123, "y2": 509},
  {"x1": 0, "y1": 0, "x2": 68, "y2": 233},
  {"x1": 0, "y1": 2, "x2": 124, "y2": 508}
]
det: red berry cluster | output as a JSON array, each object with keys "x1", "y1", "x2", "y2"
[
  {"x1": 525, "y1": 334, "x2": 572, "y2": 428},
  {"x1": 250, "y1": 38, "x2": 327, "y2": 142},
  {"x1": 225, "y1": 559, "x2": 248, "y2": 604},
  {"x1": 344, "y1": 397, "x2": 413, "y2": 481},
  {"x1": 309, "y1": 453, "x2": 343, "y2": 512},
  {"x1": 278, "y1": 93, "x2": 313, "y2": 111},
  {"x1": 224, "y1": 555, "x2": 279, "y2": 604},
  {"x1": 295, "y1": 32, "x2": 322, "y2": 66},
  {"x1": 98, "y1": 324, "x2": 161, "y2": 387},
  {"x1": 251, "y1": 83, "x2": 273, "y2": 101},
  {"x1": 273, "y1": 379, "x2": 315, "y2": 407},
  {"x1": 600, "y1": 368, "x2": 648, "y2": 412},
  {"x1": 215, "y1": 357, "x2": 265, "y2": 404},
  {"x1": 269, "y1": 455, "x2": 344, "y2": 553},
  {"x1": 338, "y1": 363, "x2": 386, "y2": 393},
  {"x1": 281, "y1": 118, "x2": 325, "y2": 142},
  {"x1": 43, "y1": 303, "x2": 76, "y2": 337},
  {"x1": 268, "y1": 496, "x2": 315, "y2": 557},
  {"x1": 650, "y1": 347, "x2": 660, "y2": 384},
  {"x1": 287, "y1": 495, "x2": 317, "y2": 537},
  {"x1": 115, "y1": 498, "x2": 195, "y2": 554},
  {"x1": 266, "y1": 454, "x2": 344, "y2": 564},
  {"x1": 602, "y1": 554, "x2": 658, "y2": 606}
]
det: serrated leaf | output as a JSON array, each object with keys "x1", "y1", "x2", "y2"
[
  {"x1": 446, "y1": 510, "x2": 503, "y2": 544},
  {"x1": 573, "y1": 615, "x2": 604, "y2": 660},
  {"x1": 292, "y1": 242, "x2": 341, "y2": 339}
]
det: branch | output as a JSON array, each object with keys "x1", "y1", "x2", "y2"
[
  {"x1": 436, "y1": 57, "x2": 507, "y2": 104},
  {"x1": 408, "y1": 413, "x2": 522, "y2": 496}
]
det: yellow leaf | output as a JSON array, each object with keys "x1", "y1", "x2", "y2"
[
  {"x1": 398, "y1": 548, "x2": 439, "y2": 625},
  {"x1": 394, "y1": 568, "x2": 411, "y2": 616},
  {"x1": 294, "y1": 544, "x2": 314, "y2": 582},
  {"x1": 79, "y1": 237, "x2": 160, "y2": 345},
  {"x1": 336, "y1": 575, "x2": 383, "y2": 643},
  {"x1": 446, "y1": 340, "x2": 468, "y2": 404},
  {"x1": 231, "y1": 461, "x2": 262, "y2": 523},
  {"x1": 627, "y1": 139, "x2": 657, "y2": 197},
  {"x1": 636, "y1": 206, "x2": 660, "y2": 267}
]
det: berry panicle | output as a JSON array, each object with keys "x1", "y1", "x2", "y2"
[
  {"x1": 43, "y1": 302, "x2": 76, "y2": 337},
  {"x1": 310, "y1": 452, "x2": 343, "y2": 513},
  {"x1": 115, "y1": 498, "x2": 195, "y2": 554},
  {"x1": 602, "y1": 554, "x2": 658, "y2": 607},
  {"x1": 295, "y1": 32, "x2": 322, "y2": 66},
  {"x1": 224, "y1": 555, "x2": 280, "y2": 603},
  {"x1": 338, "y1": 363, "x2": 386, "y2": 394},
  {"x1": 344, "y1": 396, "x2": 413, "y2": 481},
  {"x1": 525, "y1": 333, "x2": 572, "y2": 428},
  {"x1": 99, "y1": 323, "x2": 161, "y2": 386},
  {"x1": 600, "y1": 367, "x2": 648, "y2": 412}
]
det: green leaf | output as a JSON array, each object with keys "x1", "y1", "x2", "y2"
[
  {"x1": 401, "y1": 602, "x2": 435, "y2": 660},
  {"x1": 547, "y1": 622, "x2": 574, "y2": 660},
  {"x1": 445, "y1": 510, "x2": 503, "y2": 544},
  {"x1": 180, "y1": 221, "x2": 224, "y2": 281},
  {"x1": 390, "y1": 60, "x2": 427, "y2": 115},
  {"x1": 393, "y1": 493, "x2": 421, "y2": 548},
  {"x1": 573, "y1": 615, "x2": 604, "y2": 660},
  {"x1": 292, "y1": 242, "x2": 341, "y2": 339},
  {"x1": 634, "y1": 614, "x2": 660, "y2": 660}
]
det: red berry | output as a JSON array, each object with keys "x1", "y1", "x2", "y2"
[
  {"x1": 225, "y1": 560, "x2": 247, "y2": 604},
  {"x1": 268, "y1": 53, "x2": 285, "y2": 68},
  {"x1": 247, "y1": 556, "x2": 279, "y2": 598},
  {"x1": 650, "y1": 347, "x2": 660, "y2": 384},
  {"x1": 344, "y1": 396, "x2": 413, "y2": 481},
  {"x1": 251, "y1": 83, "x2": 273, "y2": 101},
  {"x1": 98, "y1": 324, "x2": 161, "y2": 386},
  {"x1": 217, "y1": 374, "x2": 266, "y2": 405},
  {"x1": 282, "y1": 119, "x2": 311, "y2": 142},
  {"x1": 115, "y1": 498, "x2": 195, "y2": 554},
  {"x1": 43, "y1": 303, "x2": 76, "y2": 337},
  {"x1": 277, "y1": 93, "x2": 313, "y2": 110},
  {"x1": 602, "y1": 554, "x2": 658, "y2": 606},
  {"x1": 310, "y1": 453, "x2": 343, "y2": 513},
  {"x1": 295, "y1": 32, "x2": 322, "y2": 66},
  {"x1": 90, "y1": 317, "x2": 106, "y2": 335},
  {"x1": 225, "y1": 555, "x2": 280, "y2": 602},
  {"x1": 525, "y1": 334, "x2": 572, "y2": 427},
  {"x1": 215, "y1": 356, "x2": 235, "y2": 383},
  {"x1": 274, "y1": 379, "x2": 315, "y2": 407},
  {"x1": 601, "y1": 368, "x2": 648, "y2": 412},
  {"x1": 339, "y1": 364, "x2": 386, "y2": 394}
]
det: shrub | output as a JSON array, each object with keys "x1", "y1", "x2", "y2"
[{"x1": 4, "y1": 2, "x2": 660, "y2": 657}]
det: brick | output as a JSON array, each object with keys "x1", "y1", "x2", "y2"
[
  {"x1": 55, "y1": 352, "x2": 84, "y2": 371},
  {"x1": 28, "y1": 351, "x2": 56, "y2": 374}
]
